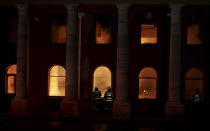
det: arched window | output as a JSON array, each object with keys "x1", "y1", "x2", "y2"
[
  {"x1": 185, "y1": 68, "x2": 204, "y2": 100},
  {"x1": 6, "y1": 64, "x2": 17, "y2": 94},
  {"x1": 48, "y1": 65, "x2": 65, "y2": 96},
  {"x1": 139, "y1": 67, "x2": 157, "y2": 99},
  {"x1": 93, "y1": 66, "x2": 111, "y2": 97}
]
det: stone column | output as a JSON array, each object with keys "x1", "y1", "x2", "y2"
[
  {"x1": 112, "y1": 3, "x2": 131, "y2": 119},
  {"x1": 165, "y1": 4, "x2": 184, "y2": 116},
  {"x1": 60, "y1": 4, "x2": 79, "y2": 117},
  {"x1": 10, "y1": 4, "x2": 28, "y2": 115},
  {"x1": 77, "y1": 11, "x2": 85, "y2": 100}
]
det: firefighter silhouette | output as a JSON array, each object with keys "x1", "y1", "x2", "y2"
[
  {"x1": 193, "y1": 89, "x2": 201, "y2": 103},
  {"x1": 93, "y1": 87, "x2": 102, "y2": 111},
  {"x1": 104, "y1": 87, "x2": 114, "y2": 111}
]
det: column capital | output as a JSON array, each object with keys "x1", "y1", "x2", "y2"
[
  {"x1": 116, "y1": 3, "x2": 131, "y2": 9},
  {"x1": 15, "y1": 3, "x2": 28, "y2": 10},
  {"x1": 170, "y1": 3, "x2": 184, "y2": 23},
  {"x1": 65, "y1": 3, "x2": 80, "y2": 10},
  {"x1": 78, "y1": 12, "x2": 85, "y2": 20},
  {"x1": 169, "y1": 3, "x2": 185, "y2": 9}
]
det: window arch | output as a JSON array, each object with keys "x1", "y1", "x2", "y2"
[
  {"x1": 139, "y1": 67, "x2": 157, "y2": 99},
  {"x1": 6, "y1": 64, "x2": 17, "y2": 94},
  {"x1": 48, "y1": 65, "x2": 65, "y2": 96},
  {"x1": 185, "y1": 68, "x2": 204, "y2": 100},
  {"x1": 93, "y1": 66, "x2": 111, "y2": 97}
]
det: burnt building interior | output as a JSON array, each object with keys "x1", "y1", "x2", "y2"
[{"x1": 0, "y1": 0, "x2": 210, "y2": 119}]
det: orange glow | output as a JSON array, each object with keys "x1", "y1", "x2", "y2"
[
  {"x1": 95, "y1": 21, "x2": 111, "y2": 44},
  {"x1": 187, "y1": 24, "x2": 202, "y2": 45},
  {"x1": 7, "y1": 64, "x2": 17, "y2": 74},
  {"x1": 141, "y1": 24, "x2": 157, "y2": 44},
  {"x1": 51, "y1": 22, "x2": 66, "y2": 43},
  {"x1": 139, "y1": 67, "x2": 157, "y2": 99},
  {"x1": 48, "y1": 65, "x2": 65, "y2": 96},
  {"x1": 93, "y1": 66, "x2": 111, "y2": 97},
  {"x1": 185, "y1": 68, "x2": 204, "y2": 100},
  {"x1": 6, "y1": 64, "x2": 17, "y2": 94},
  {"x1": 7, "y1": 76, "x2": 15, "y2": 94}
]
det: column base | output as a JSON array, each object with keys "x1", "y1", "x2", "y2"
[
  {"x1": 10, "y1": 98, "x2": 28, "y2": 115},
  {"x1": 165, "y1": 101, "x2": 184, "y2": 116},
  {"x1": 60, "y1": 100, "x2": 78, "y2": 117},
  {"x1": 112, "y1": 101, "x2": 131, "y2": 119}
]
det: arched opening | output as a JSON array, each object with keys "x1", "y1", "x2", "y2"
[
  {"x1": 185, "y1": 68, "x2": 204, "y2": 100},
  {"x1": 6, "y1": 64, "x2": 17, "y2": 94},
  {"x1": 93, "y1": 66, "x2": 111, "y2": 97},
  {"x1": 139, "y1": 67, "x2": 157, "y2": 99},
  {"x1": 48, "y1": 65, "x2": 65, "y2": 96}
]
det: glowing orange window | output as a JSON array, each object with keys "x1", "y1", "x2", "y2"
[
  {"x1": 141, "y1": 24, "x2": 157, "y2": 44},
  {"x1": 187, "y1": 24, "x2": 202, "y2": 45},
  {"x1": 51, "y1": 16, "x2": 67, "y2": 44},
  {"x1": 95, "y1": 15, "x2": 112, "y2": 44},
  {"x1": 139, "y1": 67, "x2": 157, "y2": 99},
  {"x1": 185, "y1": 68, "x2": 204, "y2": 100},
  {"x1": 6, "y1": 64, "x2": 17, "y2": 94},
  {"x1": 48, "y1": 65, "x2": 65, "y2": 96},
  {"x1": 93, "y1": 66, "x2": 111, "y2": 97}
]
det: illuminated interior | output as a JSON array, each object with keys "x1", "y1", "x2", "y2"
[
  {"x1": 187, "y1": 24, "x2": 202, "y2": 45},
  {"x1": 48, "y1": 65, "x2": 65, "y2": 96},
  {"x1": 93, "y1": 66, "x2": 111, "y2": 97},
  {"x1": 185, "y1": 68, "x2": 204, "y2": 100},
  {"x1": 95, "y1": 21, "x2": 111, "y2": 44},
  {"x1": 6, "y1": 64, "x2": 17, "y2": 94},
  {"x1": 51, "y1": 19, "x2": 66, "y2": 43},
  {"x1": 139, "y1": 67, "x2": 157, "y2": 99},
  {"x1": 141, "y1": 24, "x2": 157, "y2": 44}
]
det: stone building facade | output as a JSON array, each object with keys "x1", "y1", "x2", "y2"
[{"x1": 0, "y1": 0, "x2": 210, "y2": 119}]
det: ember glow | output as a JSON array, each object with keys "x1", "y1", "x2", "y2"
[
  {"x1": 141, "y1": 24, "x2": 157, "y2": 44},
  {"x1": 6, "y1": 64, "x2": 16, "y2": 94},
  {"x1": 95, "y1": 21, "x2": 111, "y2": 44}
]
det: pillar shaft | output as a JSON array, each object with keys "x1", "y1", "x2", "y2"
[
  {"x1": 15, "y1": 4, "x2": 28, "y2": 100},
  {"x1": 166, "y1": 4, "x2": 184, "y2": 115},
  {"x1": 78, "y1": 12, "x2": 85, "y2": 100},
  {"x1": 60, "y1": 4, "x2": 79, "y2": 116},
  {"x1": 112, "y1": 4, "x2": 131, "y2": 119},
  {"x1": 65, "y1": 4, "x2": 79, "y2": 101},
  {"x1": 10, "y1": 4, "x2": 28, "y2": 115},
  {"x1": 115, "y1": 3, "x2": 130, "y2": 103}
]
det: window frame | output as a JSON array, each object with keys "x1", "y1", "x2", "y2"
[
  {"x1": 184, "y1": 68, "x2": 205, "y2": 101},
  {"x1": 49, "y1": 14, "x2": 67, "y2": 45},
  {"x1": 183, "y1": 9, "x2": 204, "y2": 46},
  {"x1": 94, "y1": 14, "x2": 113, "y2": 45},
  {"x1": 93, "y1": 65, "x2": 112, "y2": 98},
  {"x1": 5, "y1": 74, "x2": 16, "y2": 94},
  {"x1": 48, "y1": 65, "x2": 66, "y2": 97},
  {"x1": 186, "y1": 22, "x2": 203, "y2": 45},
  {"x1": 5, "y1": 64, "x2": 17, "y2": 94},
  {"x1": 138, "y1": 67, "x2": 158, "y2": 100},
  {"x1": 137, "y1": 11, "x2": 159, "y2": 46},
  {"x1": 139, "y1": 23, "x2": 158, "y2": 45}
]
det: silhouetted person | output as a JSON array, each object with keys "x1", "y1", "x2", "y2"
[
  {"x1": 193, "y1": 89, "x2": 201, "y2": 103},
  {"x1": 93, "y1": 87, "x2": 101, "y2": 111},
  {"x1": 192, "y1": 89, "x2": 202, "y2": 119},
  {"x1": 104, "y1": 87, "x2": 114, "y2": 111}
]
